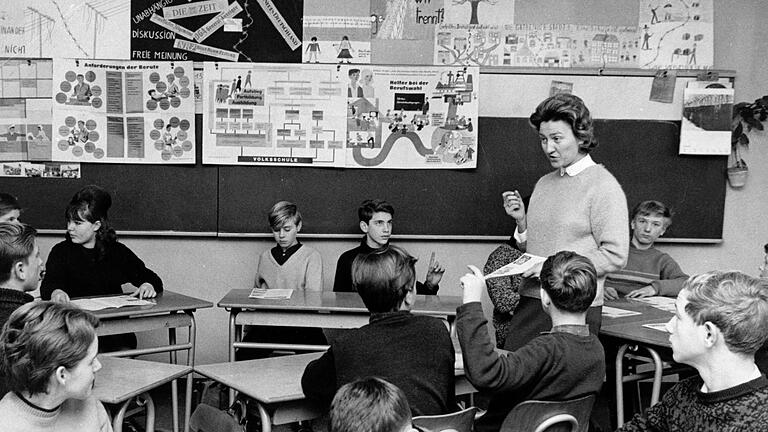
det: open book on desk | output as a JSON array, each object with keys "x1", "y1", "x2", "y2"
[{"x1": 71, "y1": 295, "x2": 154, "y2": 311}]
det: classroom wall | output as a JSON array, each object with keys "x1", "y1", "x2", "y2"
[{"x1": 33, "y1": 0, "x2": 768, "y2": 365}]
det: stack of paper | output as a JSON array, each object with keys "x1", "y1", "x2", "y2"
[
  {"x1": 632, "y1": 296, "x2": 676, "y2": 313},
  {"x1": 71, "y1": 295, "x2": 154, "y2": 311},
  {"x1": 249, "y1": 288, "x2": 293, "y2": 299}
]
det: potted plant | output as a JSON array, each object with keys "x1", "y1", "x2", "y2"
[{"x1": 728, "y1": 95, "x2": 768, "y2": 187}]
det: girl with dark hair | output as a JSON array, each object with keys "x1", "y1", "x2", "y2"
[
  {"x1": 0, "y1": 193, "x2": 21, "y2": 223},
  {"x1": 40, "y1": 185, "x2": 162, "y2": 351}
]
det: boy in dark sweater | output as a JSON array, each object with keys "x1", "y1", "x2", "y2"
[
  {"x1": 302, "y1": 245, "x2": 455, "y2": 416},
  {"x1": 458, "y1": 250, "x2": 605, "y2": 432},
  {"x1": 618, "y1": 271, "x2": 768, "y2": 431}
]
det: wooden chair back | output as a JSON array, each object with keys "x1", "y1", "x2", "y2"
[{"x1": 413, "y1": 406, "x2": 478, "y2": 432}]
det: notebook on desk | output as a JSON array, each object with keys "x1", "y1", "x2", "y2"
[{"x1": 71, "y1": 295, "x2": 154, "y2": 311}]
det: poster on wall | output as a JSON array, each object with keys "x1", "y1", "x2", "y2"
[
  {"x1": 369, "y1": 0, "x2": 444, "y2": 65},
  {"x1": 51, "y1": 59, "x2": 196, "y2": 164},
  {"x1": 343, "y1": 64, "x2": 478, "y2": 169},
  {"x1": 131, "y1": 0, "x2": 303, "y2": 62},
  {"x1": 678, "y1": 85, "x2": 732, "y2": 155},
  {"x1": 201, "y1": 62, "x2": 347, "y2": 166},
  {"x1": 637, "y1": 0, "x2": 713, "y2": 69},
  {"x1": 0, "y1": 161, "x2": 81, "y2": 178},
  {"x1": 302, "y1": 0, "x2": 371, "y2": 64},
  {"x1": 0, "y1": 59, "x2": 54, "y2": 162},
  {"x1": 1, "y1": 0, "x2": 130, "y2": 59}
]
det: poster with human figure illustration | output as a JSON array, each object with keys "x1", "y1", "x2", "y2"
[
  {"x1": 343, "y1": 64, "x2": 478, "y2": 169},
  {"x1": 52, "y1": 59, "x2": 196, "y2": 163},
  {"x1": 637, "y1": 0, "x2": 713, "y2": 69},
  {"x1": 302, "y1": 0, "x2": 371, "y2": 64}
]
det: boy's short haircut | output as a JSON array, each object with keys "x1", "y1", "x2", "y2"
[
  {"x1": 631, "y1": 200, "x2": 673, "y2": 225},
  {"x1": 330, "y1": 377, "x2": 411, "y2": 432},
  {"x1": 0, "y1": 193, "x2": 20, "y2": 217},
  {"x1": 349, "y1": 68, "x2": 360, "y2": 77},
  {"x1": 683, "y1": 271, "x2": 768, "y2": 356},
  {"x1": 268, "y1": 201, "x2": 301, "y2": 230},
  {"x1": 358, "y1": 199, "x2": 394, "y2": 223},
  {"x1": 0, "y1": 301, "x2": 99, "y2": 395},
  {"x1": 352, "y1": 245, "x2": 415, "y2": 313},
  {"x1": 539, "y1": 251, "x2": 597, "y2": 313},
  {"x1": 0, "y1": 222, "x2": 37, "y2": 282}
]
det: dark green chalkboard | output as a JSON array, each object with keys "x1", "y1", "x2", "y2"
[{"x1": 218, "y1": 117, "x2": 727, "y2": 240}]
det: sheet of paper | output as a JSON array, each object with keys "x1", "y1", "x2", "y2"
[
  {"x1": 602, "y1": 306, "x2": 642, "y2": 319},
  {"x1": 642, "y1": 322, "x2": 669, "y2": 332},
  {"x1": 632, "y1": 296, "x2": 676, "y2": 313},
  {"x1": 484, "y1": 253, "x2": 546, "y2": 279},
  {"x1": 71, "y1": 295, "x2": 154, "y2": 311},
  {"x1": 249, "y1": 288, "x2": 293, "y2": 299}
]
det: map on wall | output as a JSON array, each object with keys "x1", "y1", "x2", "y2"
[{"x1": 51, "y1": 59, "x2": 196, "y2": 164}]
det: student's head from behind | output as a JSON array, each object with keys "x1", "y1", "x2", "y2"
[
  {"x1": 65, "y1": 184, "x2": 115, "y2": 250},
  {"x1": 0, "y1": 192, "x2": 21, "y2": 223},
  {"x1": 666, "y1": 271, "x2": 768, "y2": 366},
  {"x1": 352, "y1": 245, "x2": 416, "y2": 313},
  {"x1": 0, "y1": 301, "x2": 101, "y2": 399},
  {"x1": 529, "y1": 94, "x2": 596, "y2": 169},
  {"x1": 268, "y1": 201, "x2": 302, "y2": 251},
  {"x1": 630, "y1": 200, "x2": 672, "y2": 248},
  {"x1": 539, "y1": 251, "x2": 597, "y2": 314},
  {"x1": 330, "y1": 377, "x2": 414, "y2": 432},
  {"x1": 0, "y1": 222, "x2": 42, "y2": 292},
  {"x1": 358, "y1": 199, "x2": 394, "y2": 249}
]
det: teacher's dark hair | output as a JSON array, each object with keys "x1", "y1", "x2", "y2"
[
  {"x1": 65, "y1": 184, "x2": 117, "y2": 261},
  {"x1": 529, "y1": 94, "x2": 597, "y2": 153}
]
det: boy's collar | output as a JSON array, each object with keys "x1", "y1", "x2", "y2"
[{"x1": 546, "y1": 324, "x2": 590, "y2": 337}]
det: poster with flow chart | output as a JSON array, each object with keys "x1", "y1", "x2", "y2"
[
  {"x1": 51, "y1": 59, "x2": 196, "y2": 163},
  {"x1": 202, "y1": 62, "x2": 346, "y2": 166}
]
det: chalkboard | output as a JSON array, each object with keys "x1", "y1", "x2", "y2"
[
  {"x1": 218, "y1": 117, "x2": 727, "y2": 240},
  {"x1": 0, "y1": 114, "x2": 218, "y2": 233}
]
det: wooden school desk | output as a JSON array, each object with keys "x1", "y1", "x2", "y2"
[
  {"x1": 600, "y1": 298, "x2": 679, "y2": 426},
  {"x1": 218, "y1": 289, "x2": 462, "y2": 361},
  {"x1": 95, "y1": 356, "x2": 192, "y2": 432},
  {"x1": 195, "y1": 352, "x2": 474, "y2": 432},
  {"x1": 92, "y1": 291, "x2": 213, "y2": 432}
]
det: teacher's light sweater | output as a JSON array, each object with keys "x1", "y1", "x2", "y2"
[{"x1": 523, "y1": 164, "x2": 629, "y2": 306}]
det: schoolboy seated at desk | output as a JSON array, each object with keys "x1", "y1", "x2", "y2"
[
  {"x1": 458, "y1": 251, "x2": 605, "y2": 432},
  {"x1": 240, "y1": 201, "x2": 325, "y2": 359},
  {"x1": 618, "y1": 271, "x2": 768, "y2": 431},
  {"x1": 302, "y1": 245, "x2": 455, "y2": 416},
  {"x1": 330, "y1": 377, "x2": 415, "y2": 432},
  {"x1": 333, "y1": 199, "x2": 444, "y2": 294},
  {"x1": 605, "y1": 200, "x2": 688, "y2": 299}
]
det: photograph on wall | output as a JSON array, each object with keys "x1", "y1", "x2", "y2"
[
  {"x1": 51, "y1": 59, "x2": 196, "y2": 163},
  {"x1": 1, "y1": 0, "x2": 130, "y2": 59},
  {"x1": 0, "y1": 161, "x2": 80, "y2": 178},
  {"x1": 679, "y1": 85, "x2": 733, "y2": 155},
  {"x1": 369, "y1": 0, "x2": 445, "y2": 65},
  {"x1": 132, "y1": 0, "x2": 302, "y2": 62},
  {"x1": 343, "y1": 64, "x2": 478, "y2": 169},
  {"x1": 302, "y1": 0, "x2": 371, "y2": 64},
  {"x1": 0, "y1": 59, "x2": 54, "y2": 162},
  {"x1": 202, "y1": 62, "x2": 347, "y2": 166},
  {"x1": 637, "y1": 0, "x2": 713, "y2": 69}
]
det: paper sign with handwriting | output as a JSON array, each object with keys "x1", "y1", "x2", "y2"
[{"x1": 249, "y1": 288, "x2": 293, "y2": 300}]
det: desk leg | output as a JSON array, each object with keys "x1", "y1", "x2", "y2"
[
  {"x1": 615, "y1": 344, "x2": 629, "y2": 427},
  {"x1": 185, "y1": 312, "x2": 197, "y2": 432},
  {"x1": 112, "y1": 392, "x2": 156, "y2": 432},
  {"x1": 256, "y1": 401, "x2": 272, "y2": 432},
  {"x1": 229, "y1": 310, "x2": 240, "y2": 404},
  {"x1": 615, "y1": 344, "x2": 665, "y2": 427},
  {"x1": 169, "y1": 325, "x2": 179, "y2": 432}
]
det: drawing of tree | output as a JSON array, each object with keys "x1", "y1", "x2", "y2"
[{"x1": 452, "y1": 0, "x2": 498, "y2": 25}]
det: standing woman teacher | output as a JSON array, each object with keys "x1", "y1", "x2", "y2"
[
  {"x1": 40, "y1": 185, "x2": 163, "y2": 352},
  {"x1": 502, "y1": 94, "x2": 628, "y2": 351}
]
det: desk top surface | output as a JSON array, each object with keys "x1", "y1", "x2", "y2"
[
  {"x1": 94, "y1": 356, "x2": 192, "y2": 404},
  {"x1": 218, "y1": 289, "x2": 461, "y2": 316},
  {"x1": 90, "y1": 290, "x2": 213, "y2": 319},
  {"x1": 601, "y1": 299, "x2": 672, "y2": 348},
  {"x1": 195, "y1": 352, "x2": 322, "y2": 404}
]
